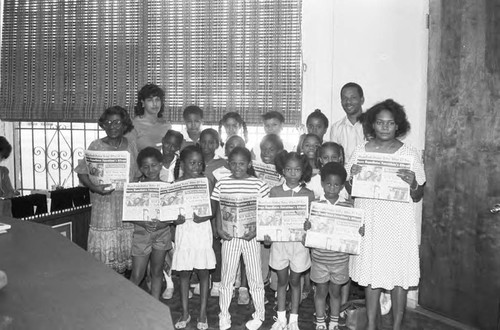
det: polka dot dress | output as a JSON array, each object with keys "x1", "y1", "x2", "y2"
[{"x1": 346, "y1": 143, "x2": 426, "y2": 290}]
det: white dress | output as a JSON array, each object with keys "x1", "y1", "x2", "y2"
[
  {"x1": 346, "y1": 142, "x2": 426, "y2": 290},
  {"x1": 172, "y1": 178, "x2": 216, "y2": 271}
]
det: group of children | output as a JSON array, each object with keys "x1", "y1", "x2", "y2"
[{"x1": 120, "y1": 104, "x2": 363, "y2": 330}]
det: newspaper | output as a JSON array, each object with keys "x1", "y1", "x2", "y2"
[
  {"x1": 351, "y1": 152, "x2": 413, "y2": 203},
  {"x1": 84, "y1": 150, "x2": 130, "y2": 191},
  {"x1": 305, "y1": 202, "x2": 363, "y2": 254},
  {"x1": 256, "y1": 196, "x2": 309, "y2": 242},
  {"x1": 252, "y1": 162, "x2": 283, "y2": 188},
  {"x1": 122, "y1": 177, "x2": 212, "y2": 221},
  {"x1": 219, "y1": 194, "x2": 257, "y2": 238},
  {"x1": 212, "y1": 166, "x2": 232, "y2": 181}
]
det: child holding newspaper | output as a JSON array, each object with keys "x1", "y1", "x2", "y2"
[
  {"x1": 171, "y1": 145, "x2": 216, "y2": 330},
  {"x1": 263, "y1": 151, "x2": 315, "y2": 330},
  {"x1": 211, "y1": 146, "x2": 270, "y2": 330},
  {"x1": 304, "y1": 162, "x2": 364, "y2": 330},
  {"x1": 129, "y1": 147, "x2": 176, "y2": 300}
]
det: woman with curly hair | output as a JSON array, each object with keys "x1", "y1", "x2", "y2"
[
  {"x1": 76, "y1": 106, "x2": 140, "y2": 273},
  {"x1": 346, "y1": 99, "x2": 426, "y2": 330}
]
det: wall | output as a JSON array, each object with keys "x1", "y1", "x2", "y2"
[{"x1": 302, "y1": 0, "x2": 429, "y2": 149}]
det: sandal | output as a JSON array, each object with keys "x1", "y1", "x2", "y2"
[
  {"x1": 174, "y1": 315, "x2": 191, "y2": 329},
  {"x1": 196, "y1": 319, "x2": 209, "y2": 330}
]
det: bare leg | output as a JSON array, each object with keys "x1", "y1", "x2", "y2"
[
  {"x1": 314, "y1": 282, "x2": 329, "y2": 321},
  {"x1": 289, "y1": 270, "x2": 302, "y2": 314},
  {"x1": 329, "y1": 283, "x2": 342, "y2": 325},
  {"x1": 391, "y1": 286, "x2": 407, "y2": 330},
  {"x1": 341, "y1": 279, "x2": 350, "y2": 305},
  {"x1": 179, "y1": 270, "x2": 192, "y2": 320},
  {"x1": 198, "y1": 269, "x2": 210, "y2": 323},
  {"x1": 150, "y1": 248, "x2": 168, "y2": 299},
  {"x1": 130, "y1": 255, "x2": 150, "y2": 286},
  {"x1": 365, "y1": 285, "x2": 382, "y2": 330},
  {"x1": 275, "y1": 267, "x2": 290, "y2": 312}
]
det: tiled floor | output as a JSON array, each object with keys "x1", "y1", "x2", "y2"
[{"x1": 160, "y1": 279, "x2": 474, "y2": 330}]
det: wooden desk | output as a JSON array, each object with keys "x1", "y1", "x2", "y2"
[{"x1": 0, "y1": 218, "x2": 174, "y2": 330}]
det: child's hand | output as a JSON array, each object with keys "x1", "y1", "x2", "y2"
[
  {"x1": 92, "y1": 184, "x2": 114, "y2": 195},
  {"x1": 263, "y1": 234, "x2": 272, "y2": 246},
  {"x1": 144, "y1": 220, "x2": 158, "y2": 233},
  {"x1": 242, "y1": 231, "x2": 256, "y2": 241},
  {"x1": 303, "y1": 220, "x2": 311, "y2": 231},
  {"x1": 350, "y1": 164, "x2": 362, "y2": 177},
  {"x1": 359, "y1": 224, "x2": 365, "y2": 237},
  {"x1": 193, "y1": 213, "x2": 210, "y2": 223},
  {"x1": 173, "y1": 214, "x2": 186, "y2": 225},
  {"x1": 218, "y1": 229, "x2": 232, "y2": 241},
  {"x1": 193, "y1": 213, "x2": 202, "y2": 223}
]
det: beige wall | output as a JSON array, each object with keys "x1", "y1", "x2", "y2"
[{"x1": 302, "y1": 0, "x2": 429, "y2": 150}]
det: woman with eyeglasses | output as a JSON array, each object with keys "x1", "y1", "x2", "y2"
[
  {"x1": 76, "y1": 106, "x2": 140, "y2": 273},
  {"x1": 126, "y1": 83, "x2": 172, "y2": 152}
]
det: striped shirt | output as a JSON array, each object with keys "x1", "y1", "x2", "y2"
[
  {"x1": 211, "y1": 176, "x2": 270, "y2": 202},
  {"x1": 310, "y1": 195, "x2": 350, "y2": 265}
]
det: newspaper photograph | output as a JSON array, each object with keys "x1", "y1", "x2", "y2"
[
  {"x1": 219, "y1": 194, "x2": 257, "y2": 238},
  {"x1": 159, "y1": 177, "x2": 212, "y2": 220},
  {"x1": 122, "y1": 177, "x2": 212, "y2": 221},
  {"x1": 256, "y1": 196, "x2": 309, "y2": 242},
  {"x1": 84, "y1": 150, "x2": 130, "y2": 191},
  {"x1": 252, "y1": 162, "x2": 283, "y2": 188},
  {"x1": 305, "y1": 202, "x2": 364, "y2": 254},
  {"x1": 351, "y1": 152, "x2": 413, "y2": 203}
]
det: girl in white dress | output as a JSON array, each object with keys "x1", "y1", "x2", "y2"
[{"x1": 171, "y1": 145, "x2": 216, "y2": 330}]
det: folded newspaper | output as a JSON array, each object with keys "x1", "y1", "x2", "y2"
[
  {"x1": 305, "y1": 202, "x2": 363, "y2": 254},
  {"x1": 351, "y1": 152, "x2": 413, "y2": 203},
  {"x1": 122, "y1": 177, "x2": 212, "y2": 221},
  {"x1": 252, "y1": 162, "x2": 283, "y2": 188},
  {"x1": 84, "y1": 150, "x2": 130, "y2": 191},
  {"x1": 256, "y1": 196, "x2": 309, "y2": 242},
  {"x1": 219, "y1": 194, "x2": 257, "y2": 238}
]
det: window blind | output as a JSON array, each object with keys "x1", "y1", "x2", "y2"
[{"x1": 1, "y1": 0, "x2": 302, "y2": 125}]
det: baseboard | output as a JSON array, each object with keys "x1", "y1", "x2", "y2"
[{"x1": 413, "y1": 306, "x2": 479, "y2": 330}]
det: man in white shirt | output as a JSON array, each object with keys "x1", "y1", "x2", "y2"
[{"x1": 329, "y1": 82, "x2": 365, "y2": 162}]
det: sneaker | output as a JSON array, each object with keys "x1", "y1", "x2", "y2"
[
  {"x1": 219, "y1": 317, "x2": 231, "y2": 330},
  {"x1": 270, "y1": 317, "x2": 287, "y2": 330},
  {"x1": 315, "y1": 324, "x2": 327, "y2": 330},
  {"x1": 338, "y1": 312, "x2": 346, "y2": 327},
  {"x1": 161, "y1": 287, "x2": 174, "y2": 300},
  {"x1": 245, "y1": 318, "x2": 263, "y2": 330},
  {"x1": 210, "y1": 281, "x2": 221, "y2": 297},
  {"x1": 238, "y1": 287, "x2": 250, "y2": 305},
  {"x1": 191, "y1": 283, "x2": 200, "y2": 295},
  {"x1": 328, "y1": 325, "x2": 339, "y2": 330},
  {"x1": 288, "y1": 321, "x2": 300, "y2": 330}
]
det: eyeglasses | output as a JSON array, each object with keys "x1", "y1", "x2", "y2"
[{"x1": 103, "y1": 119, "x2": 123, "y2": 128}]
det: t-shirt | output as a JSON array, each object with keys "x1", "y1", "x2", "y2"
[
  {"x1": 310, "y1": 195, "x2": 351, "y2": 265},
  {"x1": 211, "y1": 176, "x2": 270, "y2": 202}
]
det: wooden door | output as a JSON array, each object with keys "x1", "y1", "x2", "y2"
[{"x1": 421, "y1": 1, "x2": 500, "y2": 329}]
